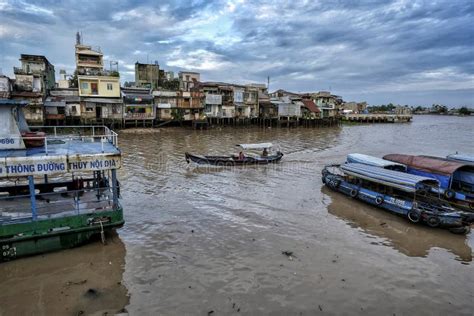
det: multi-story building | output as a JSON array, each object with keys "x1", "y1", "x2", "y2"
[
  {"x1": 0, "y1": 75, "x2": 12, "y2": 99},
  {"x1": 311, "y1": 91, "x2": 342, "y2": 118},
  {"x1": 122, "y1": 87, "x2": 155, "y2": 126},
  {"x1": 135, "y1": 62, "x2": 160, "y2": 89},
  {"x1": 153, "y1": 90, "x2": 177, "y2": 121},
  {"x1": 75, "y1": 33, "x2": 122, "y2": 125},
  {"x1": 179, "y1": 71, "x2": 200, "y2": 91},
  {"x1": 202, "y1": 82, "x2": 234, "y2": 118},
  {"x1": 10, "y1": 54, "x2": 56, "y2": 124},
  {"x1": 244, "y1": 85, "x2": 259, "y2": 118}
]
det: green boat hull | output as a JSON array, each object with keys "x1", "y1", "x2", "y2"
[{"x1": 1, "y1": 208, "x2": 124, "y2": 262}]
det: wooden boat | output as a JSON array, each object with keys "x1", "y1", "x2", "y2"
[
  {"x1": 384, "y1": 154, "x2": 474, "y2": 211},
  {"x1": 322, "y1": 163, "x2": 474, "y2": 234},
  {"x1": 0, "y1": 100, "x2": 124, "y2": 262},
  {"x1": 185, "y1": 143, "x2": 283, "y2": 166}
]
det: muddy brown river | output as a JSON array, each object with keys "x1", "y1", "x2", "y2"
[{"x1": 1, "y1": 115, "x2": 473, "y2": 315}]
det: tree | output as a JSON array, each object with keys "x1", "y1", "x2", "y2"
[{"x1": 458, "y1": 107, "x2": 471, "y2": 115}]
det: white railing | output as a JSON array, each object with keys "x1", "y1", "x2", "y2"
[{"x1": 1, "y1": 126, "x2": 119, "y2": 154}]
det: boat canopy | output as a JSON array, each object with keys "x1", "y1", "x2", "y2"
[
  {"x1": 383, "y1": 154, "x2": 474, "y2": 190},
  {"x1": 341, "y1": 163, "x2": 439, "y2": 193},
  {"x1": 237, "y1": 143, "x2": 273, "y2": 150},
  {"x1": 346, "y1": 153, "x2": 406, "y2": 171},
  {"x1": 447, "y1": 153, "x2": 474, "y2": 165}
]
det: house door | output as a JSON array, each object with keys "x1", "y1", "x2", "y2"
[{"x1": 95, "y1": 106, "x2": 102, "y2": 118}]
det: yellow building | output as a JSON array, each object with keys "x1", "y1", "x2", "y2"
[{"x1": 78, "y1": 76, "x2": 120, "y2": 97}]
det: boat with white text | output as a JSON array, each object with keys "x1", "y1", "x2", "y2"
[
  {"x1": 322, "y1": 162, "x2": 474, "y2": 234},
  {"x1": 0, "y1": 100, "x2": 124, "y2": 261}
]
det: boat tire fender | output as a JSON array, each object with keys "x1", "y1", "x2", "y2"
[
  {"x1": 407, "y1": 210, "x2": 421, "y2": 223},
  {"x1": 468, "y1": 202, "x2": 474, "y2": 210},
  {"x1": 444, "y1": 189, "x2": 455, "y2": 200},
  {"x1": 375, "y1": 196, "x2": 384, "y2": 205},
  {"x1": 426, "y1": 216, "x2": 441, "y2": 228},
  {"x1": 449, "y1": 226, "x2": 471, "y2": 235},
  {"x1": 322, "y1": 177, "x2": 326, "y2": 184},
  {"x1": 350, "y1": 189, "x2": 358, "y2": 198}
]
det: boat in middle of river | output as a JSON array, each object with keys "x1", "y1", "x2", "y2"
[{"x1": 185, "y1": 143, "x2": 283, "y2": 166}]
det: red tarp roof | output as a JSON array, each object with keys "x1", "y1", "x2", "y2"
[
  {"x1": 383, "y1": 154, "x2": 473, "y2": 176},
  {"x1": 302, "y1": 100, "x2": 320, "y2": 113}
]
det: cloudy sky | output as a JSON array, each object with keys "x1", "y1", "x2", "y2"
[{"x1": 0, "y1": 0, "x2": 473, "y2": 106}]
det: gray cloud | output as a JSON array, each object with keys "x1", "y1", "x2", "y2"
[{"x1": 0, "y1": 0, "x2": 473, "y2": 106}]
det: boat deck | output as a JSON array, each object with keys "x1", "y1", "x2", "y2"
[
  {"x1": 0, "y1": 188, "x2": 115, "y2": 224},
  {"x1": 0, "y1": 138, "x2": 120, "y2": 158}
]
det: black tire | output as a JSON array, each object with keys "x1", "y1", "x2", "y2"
[
  {"x1": 426, "y1": 216, "x2": 441, "y2": 228},
  {"x1": 375, "y1": 196, "x2": 384, "y2": 205},
  {"x1": 444, "y1": 189, "x2": 455, "y2": 200},
  {"x1": 469, "y1": 202, "x2": 474, "y2": 210},
  {"x1": 322, "y1": 177, "x2": 326, "y2": 184},
  {"x1": 417, "y1": 189, "x2": 428, "y2": 197},
  {"x1": 407, "y1": 210, "x2": 421, "y2": 223},
  {"x1": 449, "y1": 226, "x2": 471, "y2": 234},
  {"x1": 350, "y1": 189, "x2": 358, "y2": 198},
  {"x1": 225, "y1": 161, "x2": 234, "y2": 167},
  {"x1": 216, "y1": 162, "x2": 225, "y2": 167}
]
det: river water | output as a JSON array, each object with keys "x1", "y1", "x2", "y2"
[{"x1": 1, "y1": 115, "x2": 473, "y2": 315}]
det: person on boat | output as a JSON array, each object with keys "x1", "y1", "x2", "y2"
[
  {"x1": 239, "y1": 151, "x2": 245, "y2": 160},
  {"x1": 262, "y1": 148, "x2": 268, "y2": 157}
]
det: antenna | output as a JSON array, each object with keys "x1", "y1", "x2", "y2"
[
  {"x1": 267, "y1": 76, "x2": 270, "y2": 92},
  {"x1": 110, "y1": 61, "x2": 119, "y2": 72}
]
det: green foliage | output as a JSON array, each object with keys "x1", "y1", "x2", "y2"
[
  {"x1": 171, "y1": 109, "x2": 184, "y2": 121},
  {"x1": 458, "y1": 107, "x2": 471, "y2": 115},
  {"x1": 69, "y1": 70, "x2": 78, "y2": 88},
  {"x1": 160, "y1": 79, "x2": 180, "y2": 91}
]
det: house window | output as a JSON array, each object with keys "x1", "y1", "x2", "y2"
[
  {"x1": 107, "y1": 83, "x2": 113, "y2": 91},
  {"x1": 86, "y1": 107, "x2": 94, "y2": 112},
  {"x1": 81, "y1": 82, "x2": 88, "y2": 89}
]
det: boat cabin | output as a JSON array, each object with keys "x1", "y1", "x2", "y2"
[
  {"x1": 0, "y1": 100, "x2": 123, "y2": 261},
  {"x1": 384, "y1": 154, "x2": 474, "y2": 202}
]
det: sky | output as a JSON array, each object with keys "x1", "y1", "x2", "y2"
[{"x1": 0, "y1": 0, "x2": 473, "y2": 106}]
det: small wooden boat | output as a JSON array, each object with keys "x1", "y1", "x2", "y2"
[
  {"x1": 322, "y1": 163, "x2": 474, "y2": 234},
  {"x1": 185, "y1": 143, "x2": 283, "y2": 166}
]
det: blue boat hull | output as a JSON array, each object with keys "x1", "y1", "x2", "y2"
[{"x1": 322, "y1": 170, "x2": 473, "y2": 233}]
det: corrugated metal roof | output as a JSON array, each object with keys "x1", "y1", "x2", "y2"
[
  {"x1": 341, "y1": 163, "x2": 439, "y2": 192},
  {"x1": 302, "y1": 100, "x2": 320, "y2": 113}
]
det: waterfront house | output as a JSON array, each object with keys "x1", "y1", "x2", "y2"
[
  {"x1": 75, "y1": 34, "x2": 122, "y2": 126},
  {"x1": 301, "y1": 99, "x2": 320, "y2": 118},
  {"x1": 10, "y1": 54, "x2": 56, "y2": 125},
  {"x1": 342, "y1": 101, "x2": 367, "y2": 114},
  {"x1": 153, "y1": 90, "x2": 177, "y2": 121},
  {"x1": 48, "y1": 87, "x2": 81, "y2": 125},
  {"x1": 244, "y1": 84, "x2": 261, "y2": 118},
  {"x1": 176, "y1": 89, "x2": 205, "y2": 121},
  {"x1": 122, "y1": 87, "x2": 155, "y2": 126},
  {"x1": 311, "y1": 91, "x2": 342, "y2": 118},
  {"x1": 202, "y1": 82, "x2": 235, "y2": 118}
]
